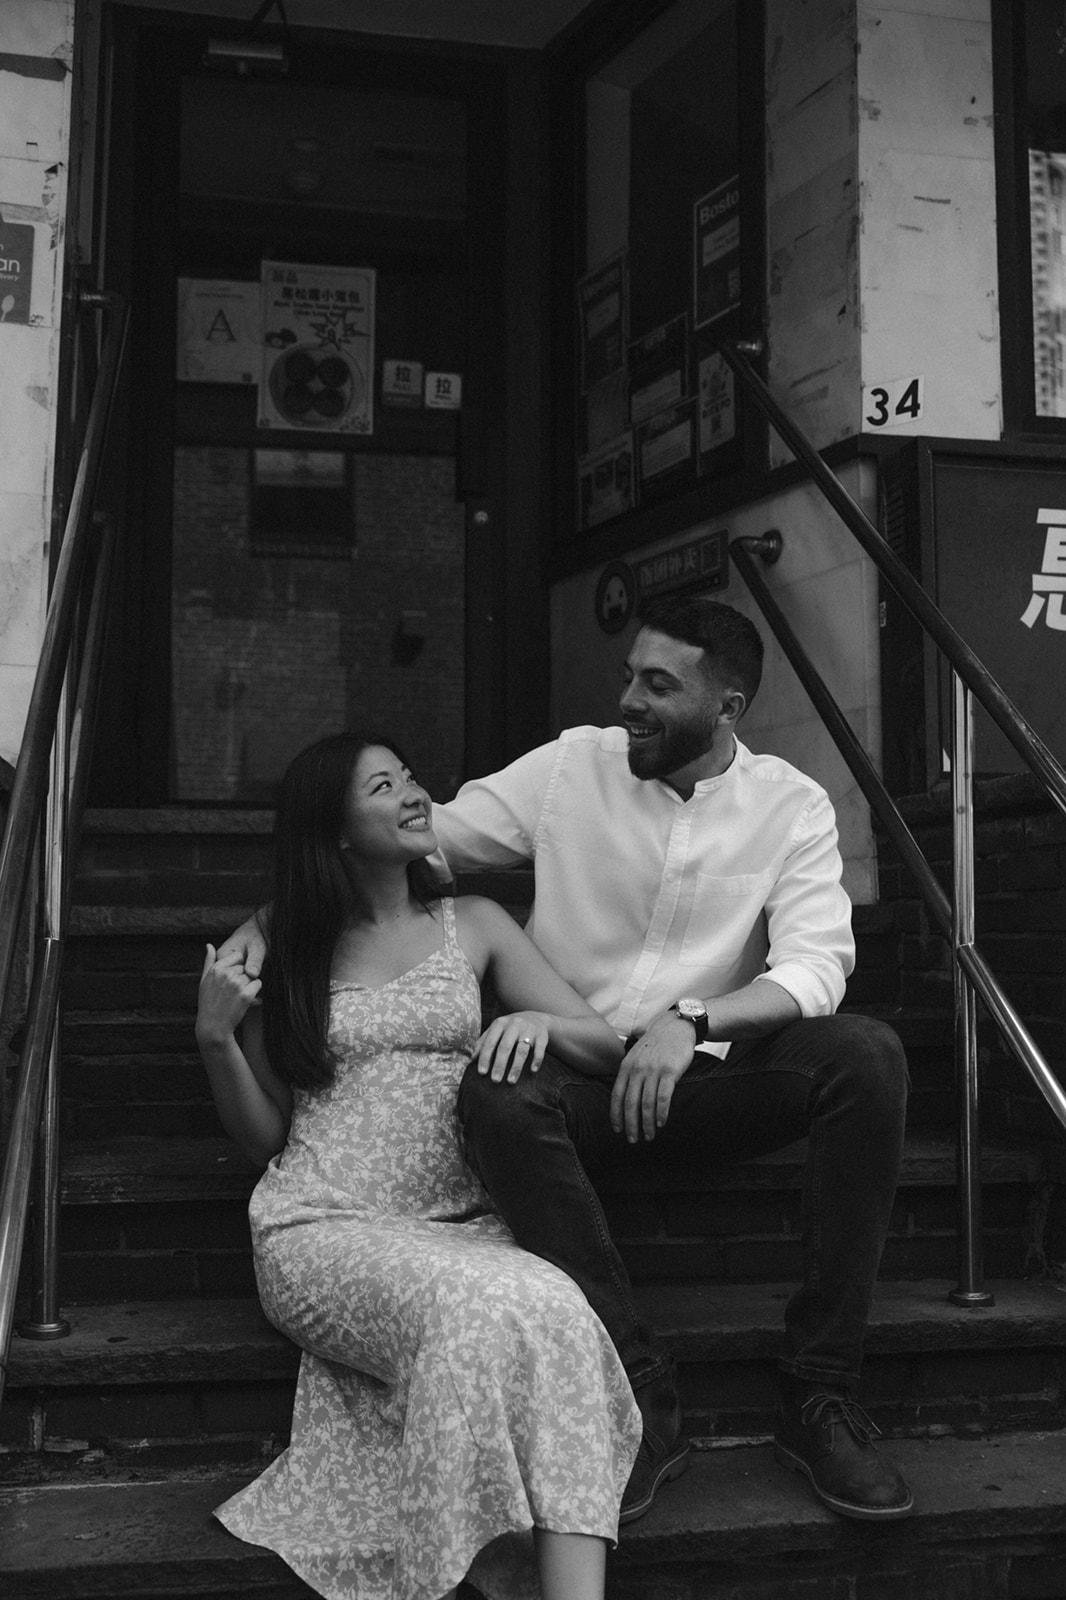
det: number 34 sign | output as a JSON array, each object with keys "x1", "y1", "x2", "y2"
[{"x1": 862, "y1": 374, "x2": 923, "y2": 430}]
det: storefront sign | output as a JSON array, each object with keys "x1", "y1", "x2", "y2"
[
  {"x1": 635, "y1": 530, "x2": 728, "y2": 601},
  {"x1": 259, "y1": 260, "x2": 375, "y2": 435},
  {"x1": 0, "y1": 219, "x2": 34, "y2": 325},
  {"x1": 594, "y1": 560, "x2": 636, "y2": 634}
]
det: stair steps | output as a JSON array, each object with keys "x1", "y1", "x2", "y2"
[
  {"x1": 3, "y1": 1432, "x2": 1066, "y2": 1600},
  {"x1": 1, "y1": 806, "x2": 1064, "y2": 1598},
  {"x1": 3, "y1": 1278, "x2": 1065, "y2": 1483}
]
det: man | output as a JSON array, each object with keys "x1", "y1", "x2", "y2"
[{"x1": 225, "y1": 594, "x2": 911, "y2": 1525}]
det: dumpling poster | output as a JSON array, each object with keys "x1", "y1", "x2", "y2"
[{"x1": 259, "y1": 261, "x2": 376, "y2": 436}]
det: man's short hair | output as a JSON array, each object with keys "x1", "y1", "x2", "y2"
[{"x1": 637, "y1": 592, "x2": 764, "y2": 707}]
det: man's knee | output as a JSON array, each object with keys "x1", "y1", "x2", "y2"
[
  {"x1": 457, "y1": 1055, "x2": 553, "y2": 1144},
  {"x1": 822, "y1": 1012, "x2": 909, "y2": 1109}
]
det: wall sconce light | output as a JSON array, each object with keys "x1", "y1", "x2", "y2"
[{"x1": 203, "y1": 38, "x2": 289, "y2": 77}]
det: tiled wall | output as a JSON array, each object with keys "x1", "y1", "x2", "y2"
[{"x1": 0, "y1": 0, "x2": 73, "y2": 767}]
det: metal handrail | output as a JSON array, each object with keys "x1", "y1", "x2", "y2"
[
  {"x1": 719, "y1": 339, "x2": 1066, "y2": 818},
  {"x1": 0, "y1": 293, "x2": 129, "y2": 1002},
  {"x1": 724, "y1": 338, "x2": 1066, "y2": 1302},
  {"x1": 0, "y1": 291, "x2": 128, "y2": 1408}
]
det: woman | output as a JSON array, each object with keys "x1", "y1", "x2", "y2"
[{"x1": 195, "y1": 733, "x2": 641, "y2": 1600}]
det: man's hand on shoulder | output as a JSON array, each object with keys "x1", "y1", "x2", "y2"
[
  {"x1": 610, "y1": 1012, "x2": 699, "y2": 1144},
  {"x1": 217, "y1": 909, "x2": 270, "y2": 978}
]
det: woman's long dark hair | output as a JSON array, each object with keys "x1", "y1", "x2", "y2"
[{"x1": 261, "y1": 732, "x2": 441, "y2": 1090}]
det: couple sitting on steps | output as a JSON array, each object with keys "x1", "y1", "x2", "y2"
[{"x1": 196, "y1": 593, "x2": 912, "y2": 1600}]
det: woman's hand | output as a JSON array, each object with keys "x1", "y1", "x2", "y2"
[
  {"x1": 472, "y1": 1010, "x2": 550, "y2": 1084},
  {"x1": 196, "y1": 944, "x2": 263, "y2": 1046}
]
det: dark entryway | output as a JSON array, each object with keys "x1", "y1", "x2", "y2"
[{"x1": 91, "y1": 9, "x2": 536, "y2": 805}]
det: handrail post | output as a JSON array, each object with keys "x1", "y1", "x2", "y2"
[
  {"x1": 17, "y1": 672, "x2": 73, "y2": 1341},
  {"x1": 949, "y1": 674, "x2": 993, "y2": 1307},
  {"x1": 0, "y1": 940, "x2": 64, "y2": 1412}
]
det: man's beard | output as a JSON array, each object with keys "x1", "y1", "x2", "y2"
[{"x1": 626, "y1": 715, "x2": 717, "y2": 782}]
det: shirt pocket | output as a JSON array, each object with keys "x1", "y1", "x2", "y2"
[{"x1": 678, "y1": 869, "x2": 776, "y2": 968}]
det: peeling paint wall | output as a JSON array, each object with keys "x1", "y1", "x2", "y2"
[
  {"x1": 0, "y1": 0, "x2": 73, "y2": 767},
  {"x1": 857, "y1": 0, "x2": 999, "y2": 438},
  {"x1": 765, "y1": 0, "x2": 861, "y2": 460}
]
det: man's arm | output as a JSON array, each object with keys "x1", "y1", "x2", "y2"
[
  {"x1": 432, "y1": 740, "x2": 559, "y2": 873},
  {"x1": 756, "y1": 787, "x2": 854, "y2": 1015},
  {"x1": 612, "y1": 784, "x2": 852, "y2": 1143}
]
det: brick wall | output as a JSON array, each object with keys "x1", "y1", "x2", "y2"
[
  {"x1": 877, "y1": 777, "x2": 1066, "y2": 1149},
  {"x1": 171, "y1": 448, "x2": 465, "y2": 803}
]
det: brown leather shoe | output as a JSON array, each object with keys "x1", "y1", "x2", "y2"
[
  {"x1": 619, "y1": 1365, "x2": 690, "y2": 1524},
  {"x1": 774, "y1": 1382, "x2": 914, "y2": 1520}
]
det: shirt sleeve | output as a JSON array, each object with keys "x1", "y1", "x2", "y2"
[
  {"x1": 431, "y1": 739, "x2": 560, "y2": 873},
  {"x1": 752, "y1": 789, "x2": 855, "y2": 1016}
]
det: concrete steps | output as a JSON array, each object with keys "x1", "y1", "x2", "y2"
[
  {"x1": 2, "y1": 1432, "x2": 1065, "y2": 1600},
  {"x1": 3, "y1": 1280, "x2": 1065, "y2": 1490},
  {"x1": 28, "y1": 1132, "x2": 1051, "y2": 1306},
  {"x1": 3, "y1": 805, "x2": 1062, "y2": 1598}
]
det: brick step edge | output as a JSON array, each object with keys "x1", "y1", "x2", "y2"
[
  {"x1": 1, "y1": 1431, "x2": 1065, "y2": 1598},
  {"x1": 53, "y1": 1133, "x2": 1052, "y2": 1207},
  {"x1": 7, "y1": 1280, "x2": 1066, "y2": 1390}
]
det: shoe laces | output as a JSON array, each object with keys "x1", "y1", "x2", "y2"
[{"x1": 800, "y1": 1392, "x2": 881, "y2": 1443}]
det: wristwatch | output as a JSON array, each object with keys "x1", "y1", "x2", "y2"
[{"x1": 670, "y1": 997, "x2": 710, "y2": 1043}]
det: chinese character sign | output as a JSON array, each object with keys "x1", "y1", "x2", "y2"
[
  {"x1": 259, "y1": 261, "x2": 376, "y2": 435},
  {"x1": 1020, "y1": 509, "x2": 1066, "y2": 632}
]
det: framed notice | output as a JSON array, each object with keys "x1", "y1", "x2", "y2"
[
  {"x1": 698, "y1": 350, "x2": 736, "y2": 461},
  {"x1": 259, "y1": 261, "x2": 376, "y2": 435},
  {"x1": 693, "y1": 177, "x2": 740, "y2": 330},
  {"x1": 584, "y1": 371, "x2": 629, "y2": 453},
  {"x1": 635, "y1": 398, "x2": 697, "y2": 501},
  {"x1": 177, "y1": 280, "x2": 261, "y2": 384},
  {"x1": 578, "y1": 252, "x2": 627, "y2": 393},
  {"x1": 578, "y1": 432, "x2": 636, "y2": 529},
  {"x1": 629, "y1": 314, "x2": 688, "y2": 427}
]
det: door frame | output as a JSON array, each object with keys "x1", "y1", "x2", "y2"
[{"x1": 89, "y1": 5, "x2": 540, "y2": 804}]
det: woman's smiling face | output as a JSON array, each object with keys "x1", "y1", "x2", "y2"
[{"x1": 340, "y1": 745, "x2": 438, "y2": 865}]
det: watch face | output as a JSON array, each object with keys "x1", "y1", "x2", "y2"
[{"x1": 677, "y1": 998, "x2": 706, "y2": 1020}]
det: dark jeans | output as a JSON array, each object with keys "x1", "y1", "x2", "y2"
[{"x1": 457, "y1": 1013, "x2": 908, "y2": 1394}]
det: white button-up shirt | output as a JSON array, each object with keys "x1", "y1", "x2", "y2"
[{"x1": 434, "y1": 727, "x2": 854, "y2": 1057}]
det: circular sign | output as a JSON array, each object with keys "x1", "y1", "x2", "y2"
[
  {"x1": 594, "y1": 560, "x2": 635, "y2": 635},
  {"x1": 267, "y1": 343, "x2": 365, "y2": 428}
]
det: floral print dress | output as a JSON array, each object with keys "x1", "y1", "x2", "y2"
[{"x1": 214, "y1": 896, "x2": 641, "y2": 1600}]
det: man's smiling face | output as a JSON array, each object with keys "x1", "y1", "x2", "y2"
[{"x1": 619, "y1": 627, "x2": 738, "y2": 792}]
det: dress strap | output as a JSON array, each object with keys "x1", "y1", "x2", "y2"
[{"x1": 439, "y1": 893, "x2": 458, "y2": 949}]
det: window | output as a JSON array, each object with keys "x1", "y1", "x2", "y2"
[
  {"x1": 250, "y1": 450, "x2": 354, "y2": 558},
  {"x1": 552, "y1": 0, "x2": 764, "y2": 550}
]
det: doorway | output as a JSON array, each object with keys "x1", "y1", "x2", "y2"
[{"x1": 91, "y1": 12, "x2": 517, "y2": 806}]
